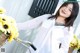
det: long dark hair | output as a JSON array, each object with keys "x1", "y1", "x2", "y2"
[{"x1": 49, "y1": 2, "x2": 79, "y2": 27}]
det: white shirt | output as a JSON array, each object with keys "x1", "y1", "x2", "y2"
[{"x1": 17, "y1": 14, "x2": 74, "y2": 53}]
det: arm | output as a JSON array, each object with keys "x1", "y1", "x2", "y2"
[
  {"x1": 75, "y1": 23, "x2": 80, "y2": 36},
  {"x1": 17, "y1": 14, "x2": 51, "y2": 30}
]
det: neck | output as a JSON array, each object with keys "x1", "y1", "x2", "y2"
[{"x1": 56, "y1": 16, "x2": 65, "y2": 24}]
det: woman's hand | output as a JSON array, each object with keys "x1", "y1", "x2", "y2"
[{"x1": 0, "y1": 33, "x2": 7, "y2": 47}]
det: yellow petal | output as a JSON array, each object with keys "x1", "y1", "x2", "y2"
[{"x1": 0, "y1": 8, "x2": 6, "y2": 14}]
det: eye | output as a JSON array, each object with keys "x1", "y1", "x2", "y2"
[
  {"x1": 69, "y1": 9, "x2": 72, "y2": 12},
  {"x1": 65, "y1": 5, "x2": 68, "y2": 7}
]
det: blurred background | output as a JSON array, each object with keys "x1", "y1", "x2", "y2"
[{"x1": 0, "y1": 0, "x2": 80, "y2": 53}]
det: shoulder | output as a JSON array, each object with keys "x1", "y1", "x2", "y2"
[
  {"x1": 69, "y1": 26, "x2": 74, "y2": 36},
  {"x1": 41, "y1": 14, "x2": 52, "y2": 16},
  {"x1": 36, "y1": 14, "x2": 52, "y2": 18},
  {"x1": 34, "y1": 14, "x2": 52, "y2": 22},
  {"x1": 70, "y1": 27, "x2": 74, "y2": 31},
  {"x1": 64, "y1": 26, "x2": 74, "y2": 32}
]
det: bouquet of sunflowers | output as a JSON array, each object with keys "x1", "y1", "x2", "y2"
[
  {"x1": 0, "y1": 8, "x2": 37, "y2": 51},
  {"x1": 70, "y1": 35, "x2": 80, "y2": 50},
  {"x1": 0, "y1": 7, "x2": 19, "y2": 43}
]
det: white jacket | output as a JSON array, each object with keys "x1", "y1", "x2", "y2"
[{"x1": 17, "y1": 14, "x2": 74, "y2": 53}]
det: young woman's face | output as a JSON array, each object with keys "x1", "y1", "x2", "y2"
[{"x1": 59, "y1": 4, "x2": 73, "y2": 18}]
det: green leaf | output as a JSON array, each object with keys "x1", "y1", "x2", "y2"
[{"x1": 0, "y1": 30, "x2": 3, "y2": 36}]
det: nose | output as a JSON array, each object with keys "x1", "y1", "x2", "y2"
[
  {"x1": 64, "y1": 7, "x2": 69, "y2": 13},
  {"x1": 66, "y1": 7, "x2": 70, "y2": 11}
]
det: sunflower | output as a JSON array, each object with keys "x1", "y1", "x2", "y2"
[
  {"x1": 2, "y1": 17, "x2": 19, "y2": 42},
  {"x1": 0, "y1": 8, "x2": 19, "y2": 42},
  {"x1": 70, "y1": 35, "x2": 80, "y2": 49},
  {"x1": 77, "y1": 39, "x2": 80, "y2": 49}
]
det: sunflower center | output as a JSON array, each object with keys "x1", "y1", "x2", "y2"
[
  {"x1": 2, "y1": 18, "x2": 6, "y2": 21},
  {"x1": 3, "y1": 24, "x2": 8, "y2": 29},
  {"x1": 0, "y1": 10, "x2": 2, "y2": 12}
]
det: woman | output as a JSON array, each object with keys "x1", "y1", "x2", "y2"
[
  {"x1": 17, "y1": 2, "x2": 79, "y2": 53},
  {"x1": 0, "y1": 1, "x2": 79, "y2": 53}
]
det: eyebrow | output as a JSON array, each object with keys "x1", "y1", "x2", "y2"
[
  {"x1": 67, "y1": 4, "x2": 73, "y2": 10},
  {"x1": 67, "y1": 5, "x2": 72, "y2": 11}
]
